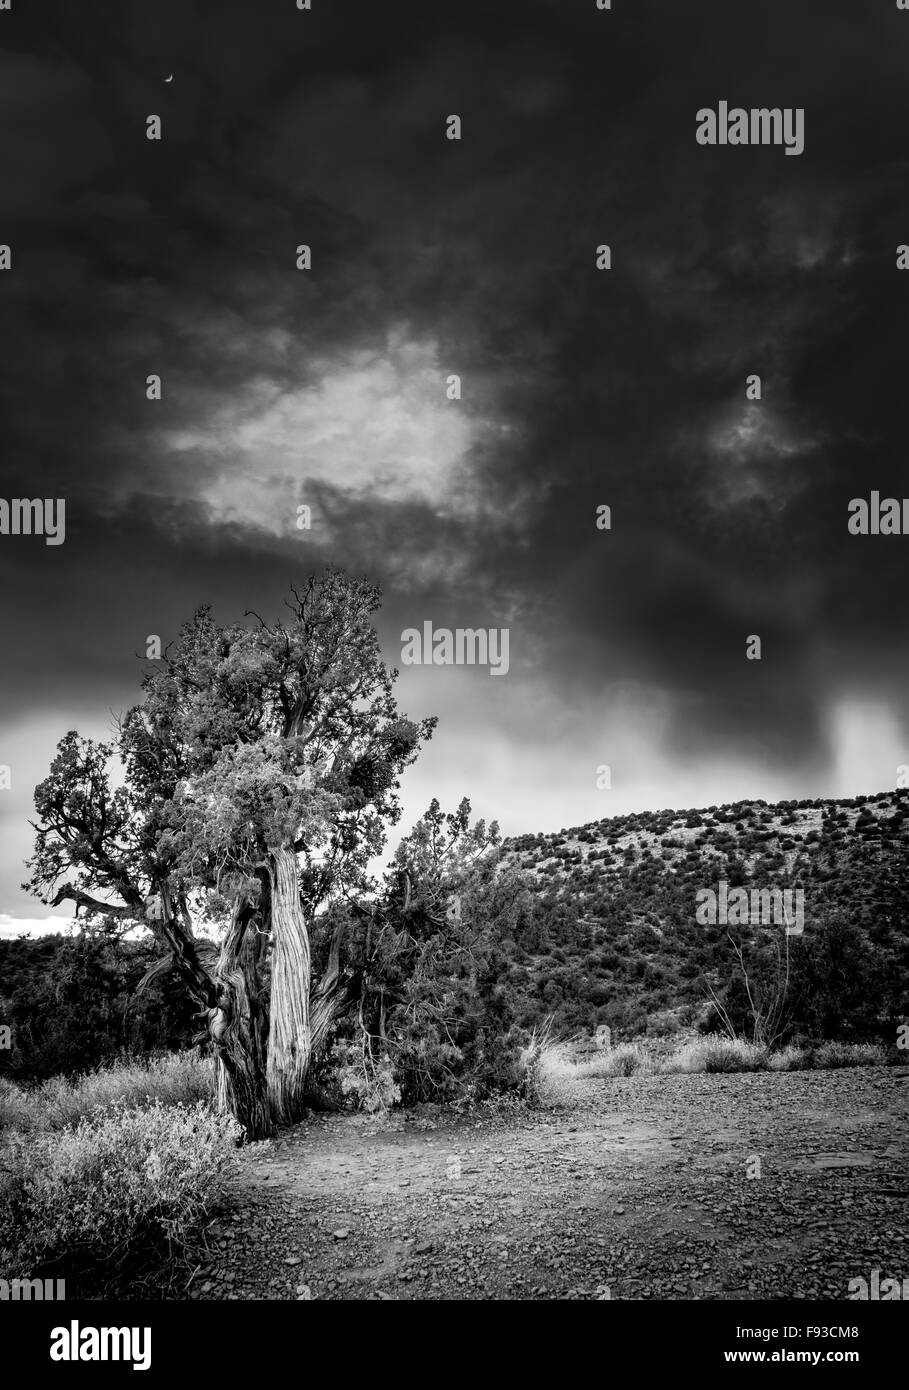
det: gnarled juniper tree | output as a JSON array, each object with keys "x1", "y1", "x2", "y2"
[{"x1": 24, "y1": 569, "x2": 435, "y2": 1138}]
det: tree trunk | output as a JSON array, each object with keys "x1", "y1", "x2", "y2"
[
  {"x1": 308, "y1": 916, "x2": 359, "y2": 1060},
  {"x1": 266, "y1": 845, "x2": 312, "y2": 1123},
  {"x1": 212, "y1": 895, "x2": 272, "y2": 1140},
  {"x1": 309, "y1": 979, "x2": 356, "y2": 1060},
  {"x1": 143, "y1": 886, "x2": 273, "y2": 1140}
]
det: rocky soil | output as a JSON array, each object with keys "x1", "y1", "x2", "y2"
[{"x1": 184, "y1": 1066, "x2": 908, "y2": 1301}]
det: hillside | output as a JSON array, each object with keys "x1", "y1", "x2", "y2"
[
  {"x1": 3, "y1": 790, "x2": 907, "y2": 1085},
  {"x1": 499, "y1": 789, "x2": 909, "y2": 1043}
]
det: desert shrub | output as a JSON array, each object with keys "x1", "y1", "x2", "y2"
[
  {"x1": 0, "y1": 1078, "x2": 33, "y2": 1133},
  {"x1": 519, "y1": 1024, "x2": 559, "y2": 1105},
  {"x1": 789, "y1": 913, "x2": 888, "y2": 1042},
  {"x1": 518, "y1": 1032, "x2": 651, "y2": 1104},
  {"x1": 608, "y1": 1042, "x2": 651, "y2": 1076},
  {"x1": 342, "y1": 802, "x2": 532, "y2": 1104},
  {"x1": 328, "y1": 1039, "x2": 401, "y2": 1114},
  {"x1": 0, "y1": 1052, "x2": 213, "y2": 1134},
  {"x1": 812, "y1": 1041, "x2": 886, "y2": 1070},
  {"x1": 661, "y1": 1035, "x2": 767, "y2": 1073},
  {"x1": 536, "y1": 1046, "x2": 585, "y2": 1107},
  {"x1": 571, "y1": 1052, "x2": 612, "y2": 1079},
  {"x1": 766, "y1": 1044, "x2": 807, "y2": 1071},
  {"x1": 576, "y1": 1041, "x2": 653, "y2": 1077},
  {"x1": 0, "y1": 1100, "x2": 239, "y2": 1275}
]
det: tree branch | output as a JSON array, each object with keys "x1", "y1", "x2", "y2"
[{"x1": 49, "y1": 885, "x2": 137, "y2": 919}]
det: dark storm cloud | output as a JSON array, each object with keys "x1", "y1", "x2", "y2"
[{"x1": 1, "y1": 0, "x2": 908, "y2": 917}]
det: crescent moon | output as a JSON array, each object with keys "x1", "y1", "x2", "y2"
[{"x1": 165, "y1": 74, "x2": 173, "y2": 83}]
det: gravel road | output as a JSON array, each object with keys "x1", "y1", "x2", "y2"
[{"x1": 186, "y1": 1066, "x2": 908, "y2": 1301}]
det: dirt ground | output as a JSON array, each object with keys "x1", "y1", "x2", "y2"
[{"x1": 184, "y1": 1066, "x2": 908, "y2": 1300}]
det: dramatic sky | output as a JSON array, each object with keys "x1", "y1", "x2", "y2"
[{"x1": 1, "y1": 0, "x2": 908, "y2": 932}]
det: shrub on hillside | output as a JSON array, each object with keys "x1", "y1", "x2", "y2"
[
  {"x1": 645, "y1": 1009, "x2": 682, "y2": 1039},
  {"x1": 0, "y1": 931, "x2": 199, "y2": 1084},
  {"x1": 790, "y1": 914, "x2": 883, "y2": 1042}
]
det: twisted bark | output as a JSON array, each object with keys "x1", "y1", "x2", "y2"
[
  {"x1": 137, "y1": 888, "x2": 273, "y2": 1139},
  {"x1": 308, "y1": 915, "x2": 358, "y2": 1058},
  {"x1": 212, "y1": 894, "x2": 272, "y2": 1140},
  {"x1": 266, "y1": 845, "x2": 312, "y2": 1122}
]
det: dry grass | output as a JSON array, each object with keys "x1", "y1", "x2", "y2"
[
  {"x1": 765, "y1": 1043, "x2": 807, "y2": 1072},
  {"x1": 523, "y1": 1030, "x2": 891, "y2": 1108},
  {"x1": 0, "y1": 1099, "x2": 239, "y2": 1277},
  {"x1": 0, "y1": 1052, "x2": 213, "y2": 1135},
  {"x1": 660, "y1": 1035, "x2": 768, "y2": 1074},
  {"x1": 0, "y1": 1053, "x2": 228, "y2": 1289},
  {"x1": 575, "y1": 1042, "x2": 654, "y2": 1078},
  {"x1": 812, "y1": 1041, "x2": 887, "y2": 1069},
  {"x1": 532, "y1": 1041, "x2": 588, "y2": 1107}
]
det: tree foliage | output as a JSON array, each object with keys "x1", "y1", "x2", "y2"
[{"x1": 326, "y1": 799, "x2": 534, "y2": 1104}]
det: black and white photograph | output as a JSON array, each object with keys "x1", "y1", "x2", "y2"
[{"x1": 0, "y1": 0, "x2": 907, "y2": 1360}]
